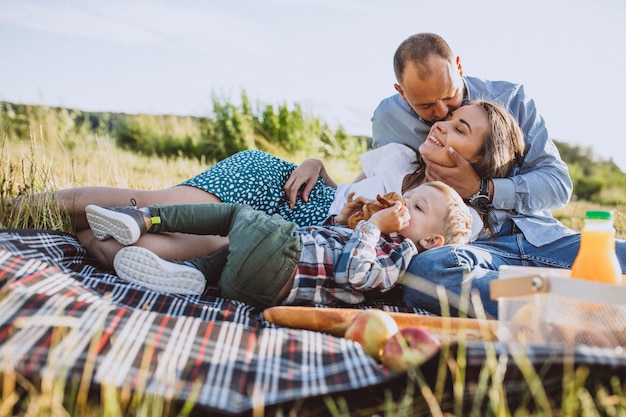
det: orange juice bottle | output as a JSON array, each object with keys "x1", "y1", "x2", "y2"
[{"x1": 571, "y1": 210, "x2": 623, "y2": 284}]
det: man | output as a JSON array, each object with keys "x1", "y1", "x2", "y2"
[
  {"x1": 373, "y1": 33, "x2": 625, "y2": 318},
  {"x1": 373, "y1": 32, "x2": 571, "y2": 209}
]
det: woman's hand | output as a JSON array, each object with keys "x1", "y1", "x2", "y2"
[
  {"x1": 284, "y1": 159, "x2": 322, "y2": 208},
  {"x1": 283, "y1": 158, "x2": 338, "y2": 208}
]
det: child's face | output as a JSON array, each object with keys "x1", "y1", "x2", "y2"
[{"x1": 400, "y1": 185, "x2": 449, "y2": 246}]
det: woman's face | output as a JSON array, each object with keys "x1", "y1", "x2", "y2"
[{"x1": 418, "y1": 104, "x2": 489, "y2": 168}]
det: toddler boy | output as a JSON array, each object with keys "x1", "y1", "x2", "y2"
[{"x1": 86, "y1": 181, "x2": 471, "y2": 309}]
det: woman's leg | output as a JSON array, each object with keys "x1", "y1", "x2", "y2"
[
  {"x1": 75, "y1": 185, "x2": 227, "y2": 268},
  {"x1": 50, "y1": 149, "x2": 333, "y2": 269},
  {"x1": 56, "y1": 185, "x2": 222, "y2": 230},
  {"x1": 77, "y1": 229, "x2": 123, "y2": 270}
]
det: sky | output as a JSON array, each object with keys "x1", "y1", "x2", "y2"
[{"x1": 2, "y1": 0, "x2": 626, "y2": 171}]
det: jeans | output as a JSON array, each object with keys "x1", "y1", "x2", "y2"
[{"x1": 401, "y1": 222, "x2": 626, "y2": 318}]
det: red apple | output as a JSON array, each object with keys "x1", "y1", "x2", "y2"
[
  {"x1": 344, "y1": 309, "x2": 399, "y2": 361},
  {"x1": 381, "y1": 326, "x2": 441, "y2": 372}
]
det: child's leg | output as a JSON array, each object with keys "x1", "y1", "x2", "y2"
[
  {"x1": 113, "y1": 246, "x2": 206, "y2": 295},
  {"x1": 151, "y1": 203, "x2": 301, "y2": 302},
  {"x1": 148, "y1": 203, "x2": 243, "y2": 236},
  {"x1": 85, "y1": 202, "x2": 243, "y2": 245},
  {"x1": 150, "y1": 202, "x2": 303, "y2": 308},
  {"x1": 186, "y1": 246, "x2": 229, "y2": 287},
  {"x1": 217, "y1": 208, "x2": 302, "y2": 309}
]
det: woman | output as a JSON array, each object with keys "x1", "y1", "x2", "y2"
[{"x1": 46, "y1": 100, "x2": 524, "y2": 268}]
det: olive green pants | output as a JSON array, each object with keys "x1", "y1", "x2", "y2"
[{"x1": 147, "y1": 203, "x2": 301, "y2": 309}]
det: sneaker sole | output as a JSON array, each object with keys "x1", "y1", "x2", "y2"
[
  {"x1": 86, "y1": 205, "x2": 141, "y2": 245},
  {"x1": 113, "y1": 246, "x2": 205, "y2": 295}
]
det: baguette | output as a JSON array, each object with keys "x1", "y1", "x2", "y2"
[{"x1": 263, "y1": 306, "x2": 498, "y2": 342}]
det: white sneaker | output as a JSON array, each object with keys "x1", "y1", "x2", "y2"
[
  {"x1": 113, "y1": 246, "x2": 206, "y2": 295},
  {"x1": 86, "y1": 204, "x2": 149, "y2": 245}
]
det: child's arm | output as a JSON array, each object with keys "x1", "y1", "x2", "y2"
[
  {"x1": 366, "y1": 201, "x2": 409, "y2": 235},
  {"x1": 333, "y1": 210, "x2": 417, "y2": 292},
  {"x1": 334, "y1": 192, "x2": 372, "y2": 225}
]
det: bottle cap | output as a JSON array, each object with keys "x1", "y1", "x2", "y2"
[{"x1": 585, "y1": 210, "x2": 614, "y2": 221}]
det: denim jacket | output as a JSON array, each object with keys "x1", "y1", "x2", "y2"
[{"x1": 371, "y1": 76, "x2": 575, "y2": 246}]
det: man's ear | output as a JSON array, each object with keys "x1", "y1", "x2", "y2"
[
  {"x1": 419, "y1": 234, "x2": 445, "y2": 250},
  {"x1": 455, "y1": 56, "x2": 463, "y2": 77},
  {"x1": 394, "y1": 83, "x2": 406, "y2": 100}
]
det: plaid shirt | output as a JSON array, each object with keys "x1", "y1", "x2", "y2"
[{"x1": 282, "y1": 219, "x2": 418, "y2": 306}]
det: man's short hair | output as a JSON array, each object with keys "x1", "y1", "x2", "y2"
[{"x1": 393, "y1": 33, "x2": 455, "y2": 83}]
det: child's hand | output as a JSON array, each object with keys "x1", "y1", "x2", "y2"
[
  {"x1": 367, "y1": 202, "x2": 410, "y2": 234},
  {"x1": 336, "y1": 192, "x2": 372, "y2": 225}
]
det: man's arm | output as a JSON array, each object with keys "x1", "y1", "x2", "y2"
[
  {"x1": 371, "y1": 94, "x2": 431, "y2": 150},
  {"x1": 492, "y1": 83, "x2": 572, "y2": 213}
]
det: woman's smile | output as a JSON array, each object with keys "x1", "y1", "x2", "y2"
[{"x1": 427, "y1": 134, "x2": 443, "y2": 147}]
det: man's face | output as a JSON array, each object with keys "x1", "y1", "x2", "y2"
[{"x1": 394, "y1": 55, "x2": 464, "y2": 124}]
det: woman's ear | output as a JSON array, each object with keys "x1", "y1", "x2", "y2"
[{"x1": 419, "y1": 234, "x2": 445, "y2": 250}]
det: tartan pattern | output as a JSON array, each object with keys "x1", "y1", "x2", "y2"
[
  {"x1": 0, "y1": 230, "x2": 399, "y2": 413},
  {"x1": 1, "y1": 230, "x2": 625, "y2": 414}
]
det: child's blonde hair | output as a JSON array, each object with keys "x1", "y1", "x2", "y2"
[{"x1": 422, "y1": 181, "x2": 472, "y2": 245}]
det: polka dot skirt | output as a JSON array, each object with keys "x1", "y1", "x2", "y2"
[{"x1": 180, "y1": 150, "x2": 336, "y2": 227}]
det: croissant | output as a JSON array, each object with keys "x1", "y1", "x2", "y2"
[{"x1": 347, "y1": 192, "x2": 406, "y2": 229}]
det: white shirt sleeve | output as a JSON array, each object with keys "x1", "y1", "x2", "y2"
[{"x1": 328, "y1": 144, "x2": 418, "y2": 216}]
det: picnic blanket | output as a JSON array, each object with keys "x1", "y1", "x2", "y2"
[{"x1": 1, "y1": 229, "x2": 625, "y2": 415}]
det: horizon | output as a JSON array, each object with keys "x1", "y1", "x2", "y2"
[{"x1": 3, "y1": 97, "x2": 623, "y2": 175}]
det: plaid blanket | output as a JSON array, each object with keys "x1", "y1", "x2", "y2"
[{"x1": 1, "y1": 229, "x2": 625, "y2": 415}]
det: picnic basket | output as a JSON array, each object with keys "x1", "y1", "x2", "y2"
[{"x1": 490, "y1": 266, "x2": 626, "y2": 350}]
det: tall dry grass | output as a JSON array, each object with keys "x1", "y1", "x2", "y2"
[{"x1": 0, "y1": 128, "x2": 360, "y2": 231}]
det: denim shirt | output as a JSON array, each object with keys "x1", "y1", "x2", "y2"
[{"x1": 371, "y1": 76, "x2": 576, "y2": 246}]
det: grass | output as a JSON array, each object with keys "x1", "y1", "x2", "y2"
[{"x1": 1, "y1": 132, "x2": 626, "y2": 416}]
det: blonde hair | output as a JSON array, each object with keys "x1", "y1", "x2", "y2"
[{"x1": 422, "y1": 181, "x2": 472, "y2": 245}]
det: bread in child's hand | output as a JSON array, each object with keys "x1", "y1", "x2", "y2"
[{"x1": 347, "y1": 192, "x2": 406, "y2": 229}]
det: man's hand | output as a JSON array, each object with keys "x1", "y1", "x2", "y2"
[
  {"x1": 367, "y1": 202, "x2": 410, "y2": 234},
  {"x1": 423, "y1": 147, "x2": 480, "y2": 200}
]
